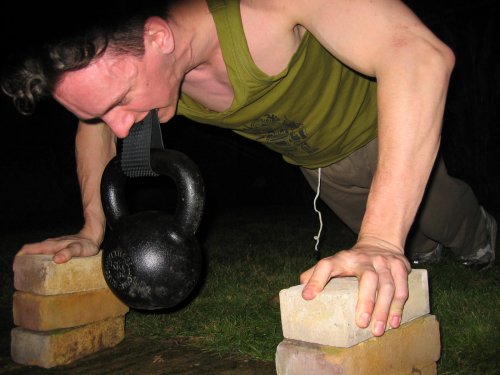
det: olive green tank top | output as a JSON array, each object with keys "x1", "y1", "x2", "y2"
[{"x1": 177, "y1": 0, "x2": 378, "y2": 168}]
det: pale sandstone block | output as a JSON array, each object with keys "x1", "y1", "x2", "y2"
[
  {"x1": 420, "y1": 362, "x2": 438, "y2": 375},
  {"x1": 13, "y1": 251, "x2": 107, "y2": 295},
  {"x1": 11, "y1": 316, "x2": 125, "y2": 368},
  {"x1": 13, "y1": 288, "x2": 129, "y2": 331},
  {"x1": 276, "y1": 314, "x2": 440, "y2": 375},
  {"x1": 279, "y1": 269, "x2": 429, "y2": 347}
]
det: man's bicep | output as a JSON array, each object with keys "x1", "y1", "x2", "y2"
[{"x1": 285, "y1": 0, "x2": 436, "y2": 76}]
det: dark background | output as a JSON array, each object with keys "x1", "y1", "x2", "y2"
[{"x1": 0, "y1": 0, "x2": 499, "y2": 233}]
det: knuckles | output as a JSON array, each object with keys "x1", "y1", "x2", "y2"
[{"x1": 393, "y1": 288, "x2": 409, "y2": 302}]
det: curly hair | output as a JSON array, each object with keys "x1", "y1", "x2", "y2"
[{"x1": 1, "y1": 1, "x2": 172, "y2": 115}]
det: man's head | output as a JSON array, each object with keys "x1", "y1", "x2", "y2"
[
  {"x1": 1, "y1": 1, "x2": 174, "y2": 119},
  {"x1": 53, "y1": 16, "x2": 182, "y2": 138}
]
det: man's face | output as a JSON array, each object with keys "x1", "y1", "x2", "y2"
[{"x1": 54, "y1": 48, "x2": 180, "y2": 138}]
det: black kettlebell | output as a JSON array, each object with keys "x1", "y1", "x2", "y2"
[{"x1": 100, "y1": 148, "x2": 204, "y2": 310}]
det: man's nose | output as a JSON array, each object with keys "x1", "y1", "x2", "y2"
[{"x1": 103, "y1": 111, "x2": 143, "y2": 138}]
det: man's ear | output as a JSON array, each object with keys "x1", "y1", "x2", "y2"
[{"x1": 144, "y1": 16, "x2": 174, "y2": 54}]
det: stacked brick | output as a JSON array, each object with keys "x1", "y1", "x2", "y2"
[
  {"x1": 11, "y1": 251, "x2": 129, "y2": 368},
  {"x1": 276, "y1": 269, "x2": 441, "y2": 375}
]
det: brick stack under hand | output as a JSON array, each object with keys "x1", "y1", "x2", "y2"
[
  {"x1": 11, "y1": 251, "x2": 129, "y2": 368},
  {"x1": 276, "y1": 269, "x2": 441, "y2": 375}
]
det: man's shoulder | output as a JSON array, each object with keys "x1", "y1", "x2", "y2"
[
  {"x1": 240, "y1": 0, "x2": 295, "y2": 18},
  {"x1": 240, "y1": 0, "x2": 284, "y2": 10},
  {"x1": 239, "y1": 0, "x2": 301, "y2": 31},
  {"x1": 238, "y1": 0, "x2": 319, "y2": 30}
]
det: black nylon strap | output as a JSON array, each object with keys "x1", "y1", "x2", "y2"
[{"x1": 120, "y1": 110, "x2": 164, "y2": 178}]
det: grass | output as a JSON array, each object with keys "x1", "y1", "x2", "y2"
[
  {"x1": 126, "y1": 204, "x2": 500, "y2": 374},
  {"x1": 425, "y1": 260, "x2": 500, "y2": 374}
]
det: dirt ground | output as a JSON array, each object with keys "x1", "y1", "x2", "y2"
[{"x1": 0, "y1": 312, "x2": 276, "y2": 375}]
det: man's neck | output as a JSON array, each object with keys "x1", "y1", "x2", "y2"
[
  {"x1": 169, "y1": 0, "x2": 221, "y2": 75},
  {"x1": 167, "y1": 0, "x2": 234, "y2": 112}
]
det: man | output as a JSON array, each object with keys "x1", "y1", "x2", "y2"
[{"x1": 2, "y1": 0, "x2": 496, "y2": 338}]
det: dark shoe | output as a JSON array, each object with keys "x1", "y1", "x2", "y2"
[
  {"x1": 461, "y1": 207, "x2": 497, "y2": 270},
  {"x1": 410, "y1": 243, "x2": 443, "y2": 265}
]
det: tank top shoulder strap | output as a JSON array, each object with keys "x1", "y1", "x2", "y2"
[{"x1": 205, "y1": 0, "x2": 260, "y2": 81}]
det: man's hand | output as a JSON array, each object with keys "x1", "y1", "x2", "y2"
[
  {"x1": 300, "y1": 237, "x2": 411, "y2": 337},
  {"x1": 16, "y1": 230, "x2": 101, "y2": 264}
]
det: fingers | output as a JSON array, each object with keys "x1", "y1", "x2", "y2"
[
  {"x1": 364, "y1": 268, "x2": 395, "y2": 336},
  {"x1": 355, "y1": 257, "x2": 409, "y2": 336},
  {"x1": 52, "y1": 242, "x2": 84, "y2": 264},
  {"x1": 387, "y1": 265, "x2": 410, "y2": 329},
  {"x1": 301, "y1": 257, "x2": 343, "y2": 300},
  {"x1": 16, "y1": 235, "x2": 100, "y2": 264},
  {"x1": 18, "y1": 239, "x2": 70, "y2": 256},
  {"x1": 356, "y1": 269, "x2": 378, "y2": 328}
]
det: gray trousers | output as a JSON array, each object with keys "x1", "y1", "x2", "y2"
[{"x1": 301, "y1": 139, "x2": 486, "y2": 258}]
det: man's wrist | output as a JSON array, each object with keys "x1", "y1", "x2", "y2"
[
  {"x1": 80, "y1": 214, "x2": 106, "y2": 245},
  {"x1": 355, "y1": 234, "x2": 405, "y2": 254}
]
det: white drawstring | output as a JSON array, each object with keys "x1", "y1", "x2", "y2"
[{"x1": 313, "y1": 167, "x2": 323, "y2": 259}]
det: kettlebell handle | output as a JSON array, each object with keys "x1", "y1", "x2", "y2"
[{"x1": 101, "y1": 148, "x2": 205, "y2": 237}]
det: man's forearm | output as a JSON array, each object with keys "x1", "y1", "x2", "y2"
[
  {"x1": 75, "y1": 121, "x2": 116, "y2": 245},
  {"x1": 359, "y1": 40, "x2": 455, "y2": 251}
]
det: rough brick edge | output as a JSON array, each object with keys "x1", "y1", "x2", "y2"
[
  {"x1": 276, "y1": 314, "x2": 440, "y2": 375},
  {"x1": 13, "y1": 289, "x2": 129, "y2": 331},
  {"x1": 11, "y1": 316, "x2": 125, "y2": 368},
  {"x1": 279, "y1": 269, "x2": 430, "y2": 347},
  {"x1": 13, "y1": 251, "x2": 107, "y2": 295}
]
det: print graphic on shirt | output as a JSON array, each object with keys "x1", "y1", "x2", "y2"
[{"x1": 244, "y1": 114, "x2": 318, "y2": 155}]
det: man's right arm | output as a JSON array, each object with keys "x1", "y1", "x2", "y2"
[{"x1": 17, "y1": 121, "x2": 116, "y2": 263}]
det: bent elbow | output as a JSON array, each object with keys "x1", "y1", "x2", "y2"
[
  {"x1": 437, "y1": 43, "x2": 456, "y2": 76},
  {"x1": 425, "y1": 40, "x2": 456, "y2": 81},
  {"x1": 410, "y1": 40, "x2": 456, "y2": 88}
]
